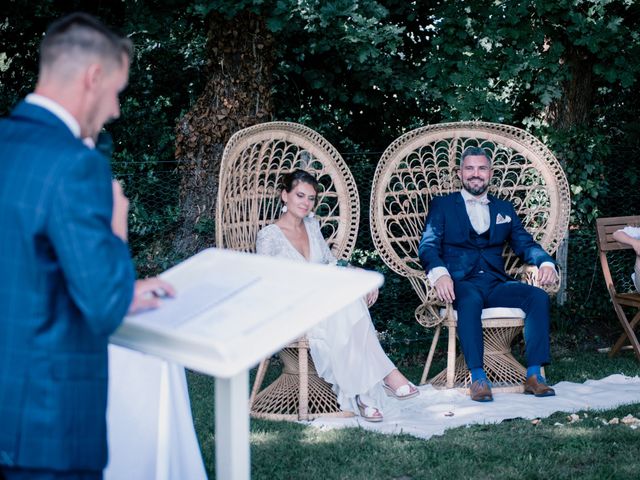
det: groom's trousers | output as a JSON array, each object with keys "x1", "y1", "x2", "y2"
[{"x1": 452, "y1": 271, "x2": 551, "y2": 371}]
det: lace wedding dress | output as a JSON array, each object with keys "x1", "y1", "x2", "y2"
[{"x1": 256, "y1": 217, "x2": 395, "y2": 413}]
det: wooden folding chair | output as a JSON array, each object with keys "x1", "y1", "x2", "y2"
[{"x1": 596, "y1": 215, "x2": 640, "y2": 361}]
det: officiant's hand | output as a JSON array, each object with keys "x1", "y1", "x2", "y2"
[
  {"x1": 111, "y1": 180, "x2": 129, "y2": 242},
  {"x1": 128, "y1": 277, "x2": 176, "y2": 314}
]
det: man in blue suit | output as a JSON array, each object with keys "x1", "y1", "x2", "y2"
[
  {"x1": 418, "y1": 147, "x2": 557, "y2": 402},
  {"x1": 0, "y1": 13, "x2": 173, "y2": 480}
]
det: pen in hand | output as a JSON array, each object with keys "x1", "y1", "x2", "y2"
[
  {"x1": 128, "y1": 278, "x2": 176, "y2": 314},
  {"x1": 152, "y1": 288, "x2": 172, "y2": 299}
]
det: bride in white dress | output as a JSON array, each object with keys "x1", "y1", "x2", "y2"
[{"x1": 256, "y1": 170, "x2": 419, "y2": 422}]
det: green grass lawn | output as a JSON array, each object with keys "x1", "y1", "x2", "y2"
[{"x1": 188, "y1": 349, "x2": 640, "y2": 479}]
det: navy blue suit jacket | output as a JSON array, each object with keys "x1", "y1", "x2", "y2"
[
  {"x1": 418, "y1": 192, "x2": 554, "y2": 282},
  {"x1": 0, "y1": 101, "x2": 135, "y2": 471}
]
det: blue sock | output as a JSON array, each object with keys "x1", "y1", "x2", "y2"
[
  {"x1": 527, "y1": 365, "x2": 541, "y2": 378},
  {"x1": 471, "y1": 368, "x2": 487, "y2": 383}
]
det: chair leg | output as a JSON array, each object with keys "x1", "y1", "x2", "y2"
[
  {"x1": 298, "y1": 344, "x2": 309, "y2": 421},
  {"x1": 446, "y1": 324, "x2": 457, "y2": 388},
  {"x1": 420, "y1": 325, "x2": 441, "y2": 385},
  {"x1": 609, "y1": 309, "x2": 640, "y2": 360},
  {"x1": 249, "y1": 358, "x2": 270, "y2": 409}
]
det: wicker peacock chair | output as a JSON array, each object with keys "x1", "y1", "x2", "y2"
[
  {"x1": 216, "y1": 121, "x2": 359, "y2": 420},
  {"x1": 369, "y1": 121, "x2": 571, "y2": 393}
]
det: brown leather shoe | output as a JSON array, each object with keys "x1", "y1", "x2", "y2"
[
  {"x1": 524, "y1": 374, "x2": 556, "y2": 397},
  {"x1": 470, "y1": 379, "x2": 493, "y2": 402}
]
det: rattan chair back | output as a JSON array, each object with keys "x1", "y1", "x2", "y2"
[
  {"x1": 370, "y1": 121, "x2": 571, "y2": 328},
  {"x1": 216, "y1": 122, "x2": 359, "y2": 260},
  {"x1": 215, "y1": 121, "x2": 360, "y2": 420}
]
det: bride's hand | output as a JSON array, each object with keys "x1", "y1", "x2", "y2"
[{"x1": 365, "y1": 288, "x2": 379, "y2": 307}]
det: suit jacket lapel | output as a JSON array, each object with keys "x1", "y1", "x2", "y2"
[
  {"x1": 454, "y1": 192, "x2": 472, "y2": 241},
  {"x1": 488, "y1": 194, "x2": 498, "y2": 244}
]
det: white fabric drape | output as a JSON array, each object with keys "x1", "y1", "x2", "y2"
[{"x1": 105, "y1": 345, "x2": 207, "y2": 480}]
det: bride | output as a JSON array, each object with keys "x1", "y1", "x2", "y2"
[{"x1": 256, "y1": 169, "x2": 419, "y2": 422}]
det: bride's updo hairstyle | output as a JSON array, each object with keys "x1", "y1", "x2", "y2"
[{"x1": 281, "y1": 169, "x2": 319, "y2": 194}]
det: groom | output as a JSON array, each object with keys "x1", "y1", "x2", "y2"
[{"x1": 418, "y1": 146, "x2": 557, "y2": 402}]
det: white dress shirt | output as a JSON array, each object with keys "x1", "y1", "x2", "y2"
[
  {"x1": 621, "y1": 225, "x2": 640, "y2": 239},
  {"x1": 460, "y1": 189, "x2": 491, "y2": 234},
  {"x1": 25, "y1": 93, "x2": 81, "y2": 139}
]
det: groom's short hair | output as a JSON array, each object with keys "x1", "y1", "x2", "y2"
[{"x1": 460, "y1": 146, "x2": 491, "y2": 167}]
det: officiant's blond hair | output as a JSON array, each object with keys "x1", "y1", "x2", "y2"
[{"x1": 39, "y1": 12, "x2": 133, "y2": 79}]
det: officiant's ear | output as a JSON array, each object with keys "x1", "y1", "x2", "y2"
[{"x1": 84, "y1": 62, "x2": 103, "y2": 92}]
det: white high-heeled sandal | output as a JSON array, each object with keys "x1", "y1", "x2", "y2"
[
  {"x1": 355, "y1": 395, "x2": 383, "y2": 422},
  {"x1": 383, "y1": 382, "x2": 420, "y2": 400}
]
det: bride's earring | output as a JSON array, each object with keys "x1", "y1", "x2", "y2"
[
  {"x1": 307, "y1": 211, "x2": 315, "y2": 218},
  {"x1": 281, "y1": 203, "x2": 288, "y2": 213}
]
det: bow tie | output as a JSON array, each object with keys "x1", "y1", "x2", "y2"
[{"x1": 466, "y1": 197, "x2": 490, "y2": 205}]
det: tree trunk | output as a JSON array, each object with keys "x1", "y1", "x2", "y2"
[
  {"x1": 546, "y1": 46, "x2": 593, "y2": 130},
  {"x1": 543, "y1": 46, "x2": 593, "y2": 286},
  {"x1": 173, "y1": 11, "x2": 273, "y2": 257}
]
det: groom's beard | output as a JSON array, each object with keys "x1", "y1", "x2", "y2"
[{"x1": 462, "y1": 177, "x2": 489, "y2": 196}]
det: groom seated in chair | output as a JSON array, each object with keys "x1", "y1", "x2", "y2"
[{"x1": 418, "y1": 146, "x2": 558, "y2": 402}]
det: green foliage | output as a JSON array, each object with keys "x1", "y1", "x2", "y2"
[
  {"x1": 110, "y1": 2, "x2": 207, "y2": 274},
  {"x1": 2, "y1": 0, "x2": 640, "y2": 356},
  {"x1": 543, "y1": 126, "x2": 611, "y2": 226},
  {"x1": 268, "y1": 0, "x2": 412, "y2": 149}
]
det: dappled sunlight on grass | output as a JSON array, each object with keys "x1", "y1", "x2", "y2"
[
  {"x1": 299, "y1": 426, "x2": 354, "y2": 445},
  {"x1": 251, "y1": 429, "x2": 286, "y2": 445},
  {"x1": 545, "y1": 424, "x2": 614, "y2": 438}
]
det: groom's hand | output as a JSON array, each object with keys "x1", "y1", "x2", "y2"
[
  {"x1": 537, "y1": 265, "x2": 558, "y2": 286},
  {"x1": 434, "y1": 275, "x2": 455, "y2": 304}
]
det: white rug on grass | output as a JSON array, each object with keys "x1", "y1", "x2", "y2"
[{"x1": 308, "y1": 374, "x2": 640, "y2": 439}]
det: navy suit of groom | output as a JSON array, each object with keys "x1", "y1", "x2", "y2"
[
  {"x1": 0, "y1": 101, "x2": 135, "y2": 473},
  {"x1": 418, "y1": 192, "x2": 554, "y2": 371}
]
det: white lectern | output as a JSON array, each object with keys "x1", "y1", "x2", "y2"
[{"x1": 109, "y1": 248, "x2": 383, "y2": 480}]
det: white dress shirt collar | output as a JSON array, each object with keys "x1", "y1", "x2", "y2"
[
  {"x1": 460, "y1": 189, "x2": 490, "y2": 205},
  {"x1": 25, "y1": 93, "x2": 81, "y2": 139}
]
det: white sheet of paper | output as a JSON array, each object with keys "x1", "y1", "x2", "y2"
[{"x1": 131, "y1": 276, "x2": 261, "y2": 329}]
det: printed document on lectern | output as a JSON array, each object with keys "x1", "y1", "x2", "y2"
[{"x1": 110, "y1": 248, "x2": 383, "y2": 378}]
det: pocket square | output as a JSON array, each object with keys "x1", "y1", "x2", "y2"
[{"x1": 496, "y1": 213, "x2": 512, "y2": 224}]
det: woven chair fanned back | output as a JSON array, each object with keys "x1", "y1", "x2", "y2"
[
  {"x1": 216, "y1": 122, "x2": 360, "y2": 260},
  {"x1": 370, "y1": 122, "x2": 571, "y2": 325}
]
